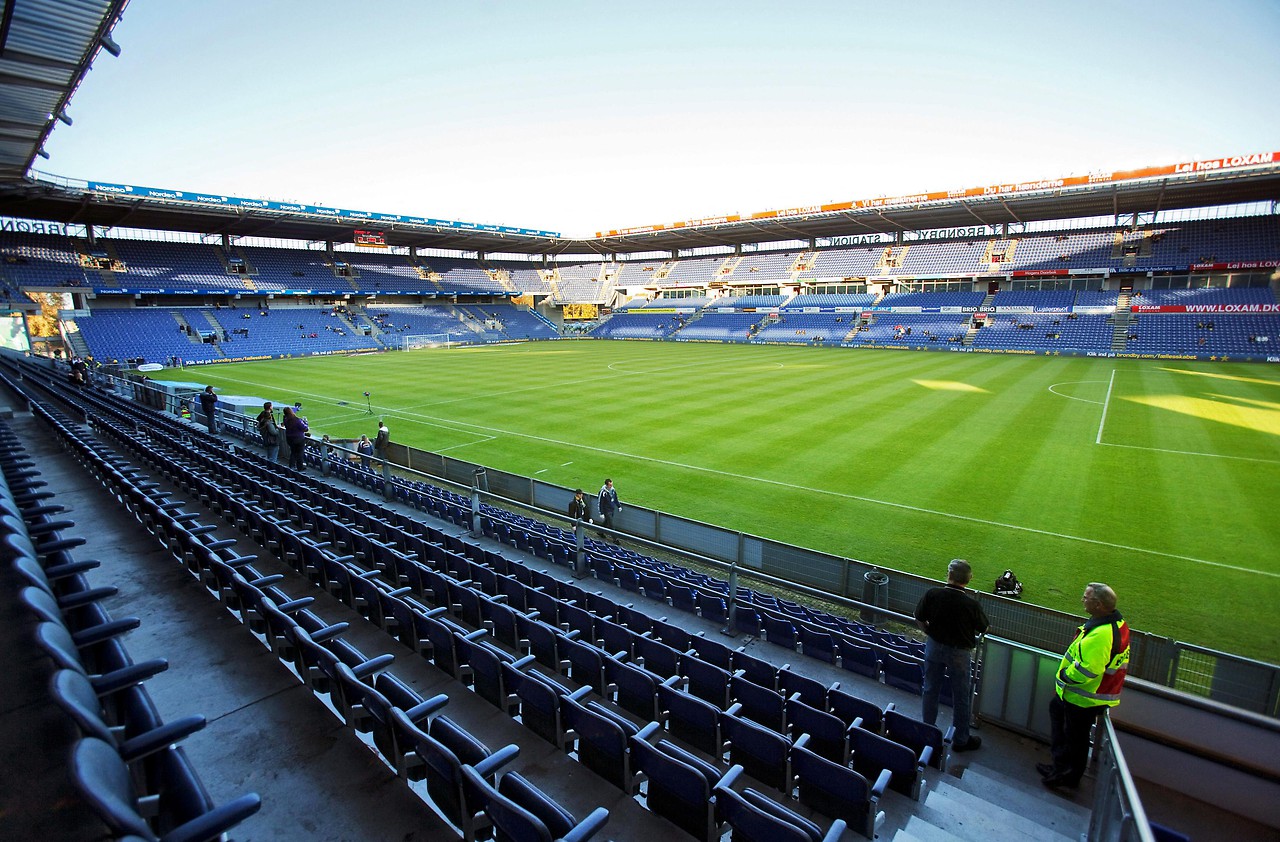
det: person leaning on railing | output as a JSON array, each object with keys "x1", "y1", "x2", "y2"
[{"x1": 1038, "y1": 582, "x2": 1130, "y2": 789}]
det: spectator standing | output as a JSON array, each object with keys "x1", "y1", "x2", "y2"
[
  {"x1": 256, "y1": 402, "x2": 279, "y2": 462},
  {"x1": 198, "y1": 385, "x2": 219, "y2": 434},
  {"x1": 597, "y1": 478, "x2": 621, "y2": 541},
  {"x1": 914, "y1": 558, "x2": 989, "y2": 752},
  {"x1": 281, "y1": 406, "x2": 309, "y2": 471},
  {"x1": 1038, "y1": 583, "x2": 1129, "y2": 789},
  {"x1": 374, "y1": 420, "x2": 390, "y2": 460},
  {"x1": 356, "y1": 435, "x2": 374, "y2": 470},
  {"x1": 567, "y1": 488, "x2": 591, "y2": 526}
]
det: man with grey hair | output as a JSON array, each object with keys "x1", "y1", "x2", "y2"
[
  {"x1": 1038, "y1": 582, "x2": 1130, "y2": 789},
  {"x1": 915, "y1": 558, "x2": 990, "y2": 752}
]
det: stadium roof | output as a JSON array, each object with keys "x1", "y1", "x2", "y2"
[
  {"x1": 0, "y1": 0, "x2": 128, "y2": 183},
  {"x1": 0, "y1": 1, "x2": 1276, "y2": 259}
]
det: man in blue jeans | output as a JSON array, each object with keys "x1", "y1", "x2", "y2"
[{"x1": 914, "y1": 558, "x2": 989, "y2": 751}]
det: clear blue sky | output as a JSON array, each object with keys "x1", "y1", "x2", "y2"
[{"x1": 40, "y1": 0, "x2": 1280, "y2": 238}]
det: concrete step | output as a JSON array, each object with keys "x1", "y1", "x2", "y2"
[
  {"x1": 923, "y1": 780, "x2": 1075, "y2": 842},
  {"x1": 890, "y1": 824, "x2": 931, "y2": 839},
  {"x1": 953, "y1": 763, "x2": 1092, "y2": 831},
  {"x1": 898, "y1": 814, "x2": 965, "y2": 841},
  {"x1": 911, "y1": 783, "x2": 1070, "y2": 842}
]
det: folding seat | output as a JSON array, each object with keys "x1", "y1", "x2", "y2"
[
  {"x1": 882, "y1": 651, "x2": 924, "y2": 695},
  {"x1": 482, "y1": 599, "x2": 532, "y2": 654},
  {"x1": 605, "y1": 656, "x2": 661, "y2": 722},
  {"x1": 634, "y1": 634, "x2": 683, "y2": 680},
  {"x1": 762, "y1": 612, "x2": 799, "y2": 652},
  {"x1": 503, "y1": 658, "x2": 585, "y2": 748},
  {"x1": 562, "y1": 636, "x2": 612, "y2": 696},
  {"x1": 561, "y1": 692, "x2": 642, "y2": 791},
  {"x1": 51, "y1": 669, "x2": 206, "y2": 768},
  {"x1": 650, "y1": 618, "x2": 697, "y2": 653},
  {"x1": 595, "y1": 618, "x2": 635, "y2": 660},
  {"x1": 636, "y1": 571, "x2": 668, "y2": 603},
  {"x1": 695, "y1": 591, "x2": 729, "y2": 626},
  {"x1": 683, "y1": 652, "x2": 731, "y2": 709},
  {"x1": 350, "y1": 672, "x2": 449, "y2": 777},
  {"x1": 73, "y1": 731, "x2": 262, "y2": 839},
  {"x1": 498, "y1": 574, "x2": 529, "y2": 612},
  {"x1": 522, "y1": 617, "x2": 574, "y2": 674},
  {"x1": 560, "y1": 602, "x2": 597, "y2": 642},
  {"x1": 630, "y1": 724, "x2": 736, "y2": 842},
  {"x1": 405, "y1": 716, "x2": 520, "y2": 841},
  {"x1": 777, "y1": 667, "x2": 829, "y2": 709},
  {"x1": 691, "y1": 636, "x2": 736, "y2": 671},
  {"x1": 836, "y1": 636, "x2": 882, "y2": 680},
  {"x1": 19, "y1": 586, "x2": 137, "y2": 649},
  {"x1": 884, "y1": 708, "x2": 950, "y2": 772},
  {"x1": 733, "y1": 604, "x2": 764, "y2": 637},
  {"x1": 455, "y1": 631, "x2": 521, "y2": 709},
  {"x1": 526, "y1": 588, "x2": 564, "y2": 630},
  {"x1": 34, "y1": 621, "x2": 167, "y2": 693},
  {"x1": 714, "y1": 773, "x2": 848, "y2": 842},
  {"x1": 667, "y1": 581, "x2": 697, "y2": 613},
  {"x1": 658, "y1": 678, "x2": 724, "y2": 757},
  {"x1": 420, "y1": 611, "x2": 486, "y2": 679},
  {"x1": 730, "y1": 649, "x2": 777, "y2": 691},
  {"x1": 798, "y1": 623, "x2": 836, "y2": 664},
  {"x1": 616, "y1": 567, "x2": 641, "y2": 595},
  {"x1": 461, "y1": 766, "x2": 610, "y2": 842},
  {"x1": 613, "y1": 603, "x2": 653, "y2": 636},
  {"x1": 720, "y1": 707, "x2": 793, "y2": 790},
  {"x1": 848, "y1": 724, "x2": 927, "y2": 800},
  {"x1": 827, "y1": 686, "x2": 888, "y2": 734}
]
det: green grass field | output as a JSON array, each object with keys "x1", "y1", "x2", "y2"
[{"x1": 192, "y1": 341, "x2": 1280, "y2": 662}]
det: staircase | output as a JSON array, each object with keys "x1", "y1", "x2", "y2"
[
  {"x1": 791, "y1": 250, "x2": 817, "y2": 277},
  {"x1": 171, "y1": 310, "x2": 207, "y2": 345},
  {"x1": 983, "y1": 239, "x2": 1018, "y2": 271},
  {"x1": 717, "y1": 256, "x2": 743, "y2": 279},
  {"x1": 62, "y1": 323, "x2": 91, "y2": 359},
  {"x1": 878, "y1": 245, "x2": 909, "y2": 274},
  {"x1": 891, "y1": 765, "x2": 1090, "y2": 841},
  {"x1": 1110, "y1": 290, "x2": 1133, "y2": 351}
]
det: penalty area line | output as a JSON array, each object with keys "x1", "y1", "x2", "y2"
[{"x1": 1096, "y1": 368, "x2": 1116, "y2": 445}]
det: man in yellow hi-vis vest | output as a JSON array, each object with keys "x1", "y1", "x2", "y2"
[{"x1": 1038, "y1": 582, "x2": 1129, "y2": 790}]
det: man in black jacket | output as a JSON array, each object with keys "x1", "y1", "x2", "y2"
[{"x1": 915, "y1": 558, "x2": 989, "y2": 752}]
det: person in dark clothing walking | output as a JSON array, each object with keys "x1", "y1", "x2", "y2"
[
  {"x1": 567, "y1": 489, "x2": 592, "y2": 526},
  {"x1": 915, "y1": 558, "x2": 989, "y2": 752},
  {"x1": 597, "y1": 478, "x2": 621, "y2": 541}
]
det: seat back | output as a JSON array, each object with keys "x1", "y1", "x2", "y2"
[
  {"x1": 729, "y1": 674, "x2": 785, "y2": 732},
  {"x1": 561, "y1": 694, "x2": 631, "y2": 790},
  {"x1": 715, "y1": 783, "x2": 819, "y2": 842},
  {"x1": 786, "y1": 697, "x2": 848, "y2": 764},
  {"x1": 884, "y1": 709, "x2": 946, "y2": 770},
  {"x1": 828, "y1": 687, "x2": 885, "y2": 733},
  {"x1": 849, "y1": 726, "x2": 921, "y2": 799},
  {"x1": 720, "y1": 711, "x2": 791, "y2": 790},
  {"x1": 658, "y1": 681, "x2": 723, "y2": 757},
  {"x1": 629, "y1": 736, "x2": 717, "y2": 841},
  {"x1": 792, "y1": 742, "x2": 876, "y2": 835}
]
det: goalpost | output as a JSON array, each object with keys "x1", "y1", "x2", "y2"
[{"x1": 400, "y1": 333, "x2": 453, "y2": 351}]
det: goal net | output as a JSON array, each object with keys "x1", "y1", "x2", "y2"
[{"x1": 400, "y1": 333, "x2": 453, "y2": 351}]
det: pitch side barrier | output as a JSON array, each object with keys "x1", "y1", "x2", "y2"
[{"x1": 290, "y1": 422, "x2": 1277, "y2": 720}]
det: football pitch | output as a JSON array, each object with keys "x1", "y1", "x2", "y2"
[{"x1": 193, "y1": 340, "x2": 1280, "y2": 662}]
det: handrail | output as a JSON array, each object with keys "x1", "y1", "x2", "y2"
[{"x1": 1087, "y1": 714, "x2": 1156, "y2": 842}]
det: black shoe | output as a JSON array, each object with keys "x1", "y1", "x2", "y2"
[
  {"x1": 1042, "y1": 774, "x2": 1078, "y2": 790},
  {"x1": 1036, "y1": 762, "x2": 1057, "y2": 778},
  {"x1": 953, "y1": 736, "x2": 982, "y2": 752}
]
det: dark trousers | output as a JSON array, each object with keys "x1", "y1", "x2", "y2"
[{"x1": 1048, "y1": 694, "x2": 1104, "y2": 783}]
